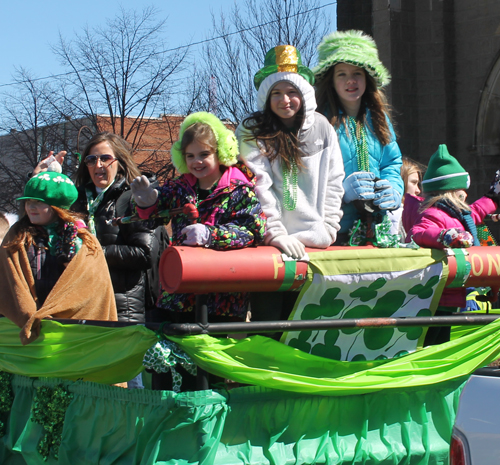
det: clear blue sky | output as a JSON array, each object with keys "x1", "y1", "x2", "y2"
[{"x1": 0, "y1": 1, "x2": 336, "y2": 91}]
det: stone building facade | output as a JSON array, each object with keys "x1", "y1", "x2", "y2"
[{"x1": 337, "y1": 0, "x2": 500, "y2": 208}]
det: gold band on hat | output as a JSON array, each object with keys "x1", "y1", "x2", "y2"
[{"x1": 275, "y1": 45, "x2": 299, "y2": 73}]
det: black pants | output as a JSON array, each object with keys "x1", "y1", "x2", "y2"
[{"x1": 250, "y1": 291, "x2": 299, "y2": 340}]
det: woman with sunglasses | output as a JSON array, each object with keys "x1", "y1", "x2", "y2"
[{"x1": 72, "y1": 133, "x2": 161, "y2": 335}]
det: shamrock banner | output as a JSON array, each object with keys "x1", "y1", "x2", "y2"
[{"x1": 282, "y1": 248, "x2": 448, "y2": 361}]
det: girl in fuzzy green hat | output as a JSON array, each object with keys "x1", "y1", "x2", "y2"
[
  {"x1": 0, "y1": 170, "x2": 117, "y2": 344},
  {"x1": 407, "y1": 144, "x2": 500, "y2": 344},
  {"x1": 131, "y1": 112, "x2": 266, "y2": 322},
  {"x1": 314, "y1": 30, "x2": 404, "y2": 244}
]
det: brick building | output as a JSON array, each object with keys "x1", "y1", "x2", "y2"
[
  {"x1": 0, "y1": 114, "x2": 185, "y2": 211},
  {"x1": 337, "y1": 0, "x2": 500, "y2": 208}
]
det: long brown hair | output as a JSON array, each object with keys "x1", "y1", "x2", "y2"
[
  {"x1": 74, "y1": 132, "x2": 141, "y2": 187},
  {"x1": 242, "y1": 99, "x2": 305, "y2": 171},
  {"x1": 4, "y1": 206, "x2": 94, "y2": 254},
  {"x1": 315, "y1": 67, "x2": 394, "y2": 146}
]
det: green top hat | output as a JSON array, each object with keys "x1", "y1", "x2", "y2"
[
  {"x1": 18, "y1": 172, "x2": 78, "y2": 209},
  {"x1": 313, "y1": 30, "x2": 391, "y2": 88},
  {"x1": 254, "y1": 45, "x2": 315, "y2": 90},
  {"x1": 422, "y1": 144, "x2": 470, "y2": 193}
]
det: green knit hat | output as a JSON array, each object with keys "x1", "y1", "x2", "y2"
[
  {"x1": 313, "y1": 30, "x2": 391, "y2": 88},
  {"x1": 422, "y1": 145, "x2": 470, "y2": 193},
  {"x1": 18, "y1": 172, "x2": 78, "y2": 209},
  {"x1": 254, "y1": 45, "x2": 315, "y2": 90},
  {"x1": 171, "y1": 112, "x2": 239, "y2": 174}
]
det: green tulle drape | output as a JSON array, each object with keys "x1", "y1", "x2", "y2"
[{"x1": 1, "y1": 315, "x2": 500, "y2": 464}]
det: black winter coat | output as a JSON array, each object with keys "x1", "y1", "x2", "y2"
[{"x1": 72, "y1": 177, "x2": 160, "y2": 322}]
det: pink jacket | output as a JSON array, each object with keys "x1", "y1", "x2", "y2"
[
  {"x1": 407, "y1": 196, "x2": 497, "y2": 307},
  {"x1": 402, "y1": 193, "x2": 424, "y2": 238}
]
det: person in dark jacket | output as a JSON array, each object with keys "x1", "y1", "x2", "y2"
[{"x1": 72, "y1": 132, "x2": 161, "y2": 324}]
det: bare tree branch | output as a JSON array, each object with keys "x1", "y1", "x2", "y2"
[{"x1": 190, "y1": 0, "x2": 331, "y2": 123}]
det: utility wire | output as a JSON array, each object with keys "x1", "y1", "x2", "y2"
[{"x1": 0, "y1": 1, "x2": 337, "y2": 89}]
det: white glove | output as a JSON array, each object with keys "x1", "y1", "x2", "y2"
[
  {"x1": 343, "y1": 171, "x2": 376, "y2": 203},
  {"x1": 182, "y1": 224, "x2": 210, "y2": 246},
  {"x1": 270, "y1": 235, "x2": 306, "y2": 260},
  {"x1": 130, "y1": 175, "x2": 158, "y2": 208}
]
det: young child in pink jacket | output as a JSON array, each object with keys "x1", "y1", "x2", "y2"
[{"x1": 407, "y1": 144, "x2": 499, "y2": 344}]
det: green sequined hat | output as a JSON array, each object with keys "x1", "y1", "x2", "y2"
[
  {"x1": 422, "y1": 144, "x2": 470, "y2": 193},
  {"x1": 313, "y1": 30, "x2": 391, "y2": 88},
  {"x1": 254, "y1": 45, "x2": 315, "y2": 90},
  {"x1": 171, "y1": 112, "x2": 239, "y2": 174},
  {"x1": 17, "y1": 172, "x2": 78, "y2": 209}
]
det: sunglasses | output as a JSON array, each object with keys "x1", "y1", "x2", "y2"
[{"x1": 84, "y1": 154, "x2": 117, "y2": 167}]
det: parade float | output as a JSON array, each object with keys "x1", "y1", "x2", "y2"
[{"x1": 1, "y1": 244, "x2": 500, "y2": 464}]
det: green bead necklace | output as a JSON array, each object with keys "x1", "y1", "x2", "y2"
[
  {"x1": 282, "y1": 158, "x2": 298, "y2": 211},
  {"x1": 348, "y1": 116, "x2": 369, "y2": 172}
]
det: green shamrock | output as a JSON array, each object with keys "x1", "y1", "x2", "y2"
[
  {"x1": 408, "y1": 275, "x2": 440, "y2": 300},
  {"x1": 288, "y1": 330, "x2": 312, "y2": 353},
  {"x1": 310, "y1": 330, "x2": 341, "y2": 360},
  {"x1": 301, "y1": 288, "x2": 344, "y2": 320},
  {"x1": 349, "y1": 277, "x2": 387, "y2": 302}
]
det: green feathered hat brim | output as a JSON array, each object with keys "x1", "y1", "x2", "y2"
[
  {"x1": 171, "y1": 112, "x2": 239, "y2": 174},
  {"x1": 313, "y1": 30, "x2": 391, "y2": 88},
  {"x1": 254, "y1": 45, "x2": 315, "y2": 90}
]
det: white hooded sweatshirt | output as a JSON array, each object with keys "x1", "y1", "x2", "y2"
[{"x1": 236, "y1": 72, "x2": 345, "y2": 248}]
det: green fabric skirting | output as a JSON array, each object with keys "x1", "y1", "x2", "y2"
[
  {"x1": 1, "y1": 316, "x2": 500, "y2": 463},
  {"x1": 0, "y1": 374, "x2": 465, "y2": 465}
]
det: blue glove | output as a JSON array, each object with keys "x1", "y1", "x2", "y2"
[
  {"x1": 343, "y1": 171, "x2": 376, "y2": 203},
  {"x1": 372, "y1": 180, "x2": 402, "y2": 210}
]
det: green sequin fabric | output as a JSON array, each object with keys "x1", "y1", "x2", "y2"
[
  {"x1": 282, "y1": 158, "x2": 298, "y2": 211},
  {"x1": 31, "y1": 385, "x2": 74, "y2": 460},
  {"x1": 143, "y1": 340, "x2": 197, "y2": 392},
  {"x1": 0, "y1": 371, "x2": 14, "y2": 437},
  {"x1": 349, "y1": 214, "x2": 401, "y2": 248}
]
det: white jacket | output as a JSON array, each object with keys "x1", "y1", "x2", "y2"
[{"x1": 236, "y1": 72, "x2": 345, "y2": 248}]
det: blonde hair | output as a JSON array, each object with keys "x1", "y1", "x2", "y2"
[
  {"x1": 401, "y1": 157, "x2": 426, "y2": 195},
  {"x1": 419, "y1": 190, "x2": 470, "y2": 214}
]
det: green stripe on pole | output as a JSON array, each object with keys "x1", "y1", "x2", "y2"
[
  {"x1": 448, "y1": 248, "x2": 471, "y2": 288},
  {"x1": 278, "y1": 261, "x2": 297, "y2": 291}
]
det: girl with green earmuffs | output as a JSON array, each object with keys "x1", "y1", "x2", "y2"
[{"x1": 131, "y1": 112, "x2": 266, "y2": 322}]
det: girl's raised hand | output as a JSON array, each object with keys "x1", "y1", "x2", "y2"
[
  {"x1": 32, "y1": 151, "x2": 66, "y2": 176},
  {"x1": 130, "y1": 175, "x2": 158, "y2": 208}
]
